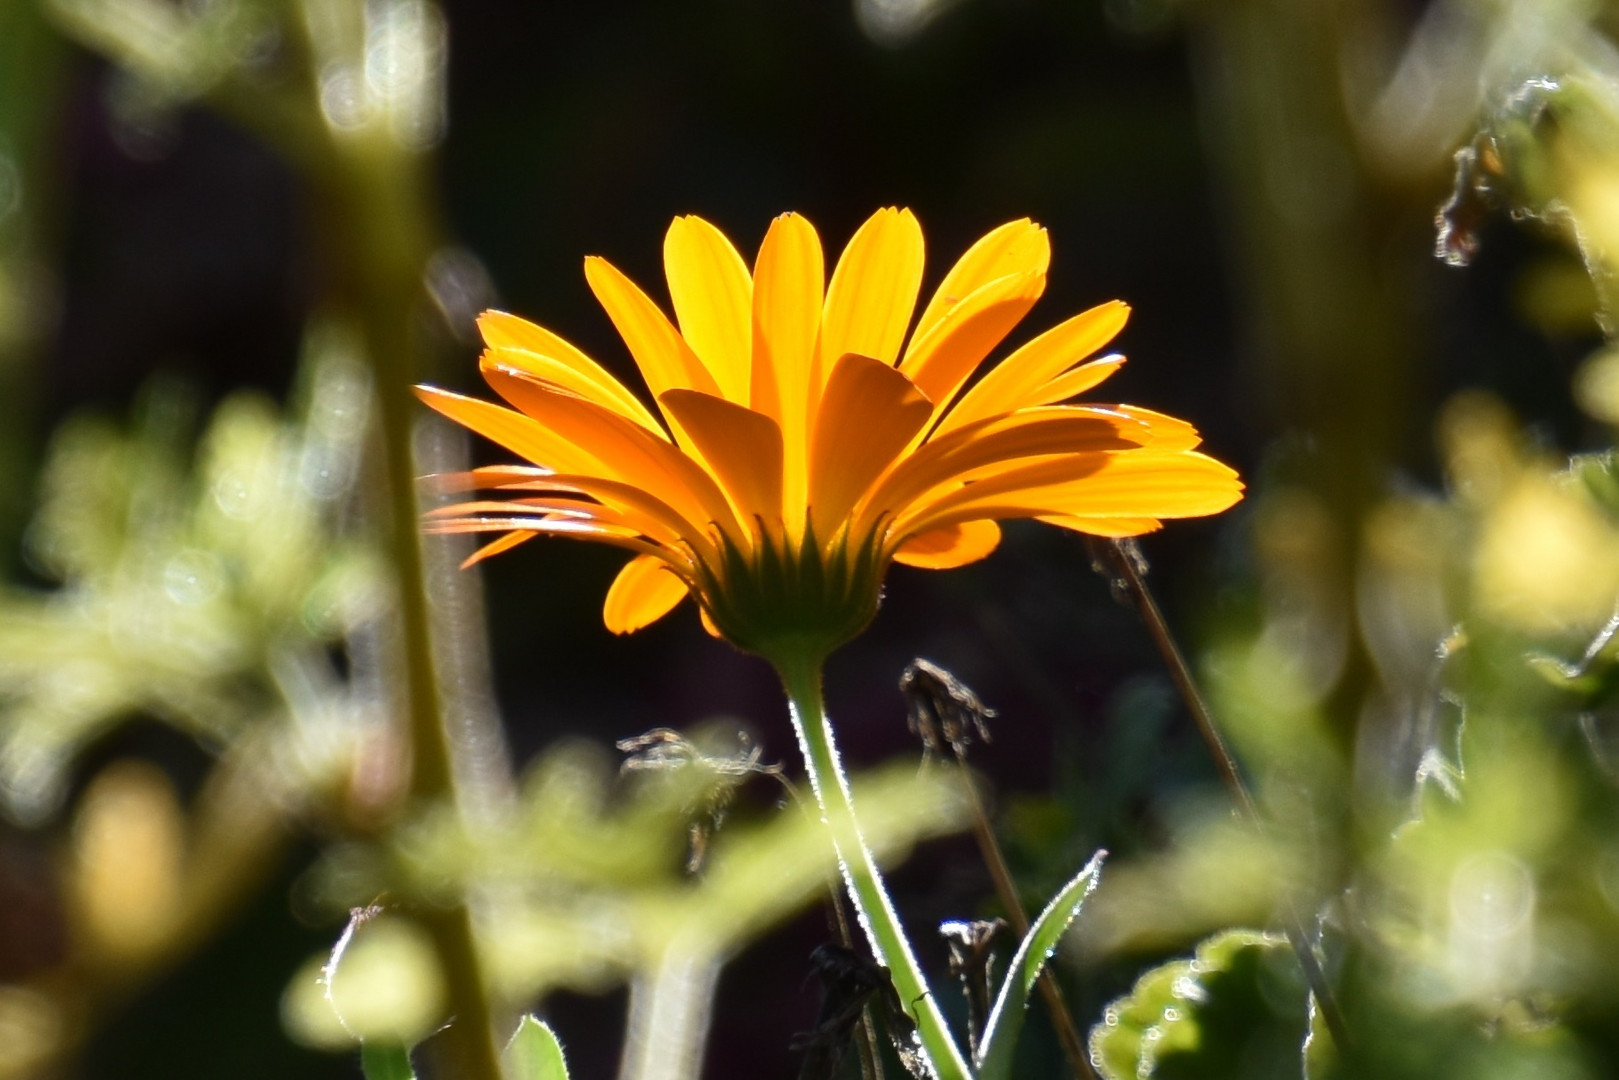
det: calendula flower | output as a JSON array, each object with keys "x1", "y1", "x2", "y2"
[{"x1": 417, "y1": 209, "x2": 1241, "y2": 663}]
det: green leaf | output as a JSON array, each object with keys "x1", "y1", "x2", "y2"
[
  {"x1": 974, "y1": 849, "x2": 1106, "y2": 1080},
  {"x1": 359, "y1": 1042, "x2": 416, "y2": 1080},
  {"x1": 1088, "y1": 929, "x2": 1307, "y2": 1080},
  {"x1": 504, "y1": 1015, "x2": 570, "y2": 1080}
]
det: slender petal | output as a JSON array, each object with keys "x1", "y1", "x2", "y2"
[
  {"x1": 899, "y1": 269, "x2": 1046, "y2": 415},
  {"x1": 659, "y1": 389, "x2": 785, "y2": 533},
  {"x1": 482, "y1": 368, "x2": 743, "y2": 544},
  {"x1": 751, "y1": 213, "x2": 825, "y2": 533},
  {"x1": 893, "y1": 520, "x2": 1001, "y2": 568},
  {"x1": 912, "y1": 219, "x2": 1049, "y2": 344},
  {"x1": 664, "y1": 216, "x2": 753, "y2": 404},
  {"x1": 939, "y1": 301, "x2": 1129, "y2": 434},
  {"x1": 477, "y1": 311, "x2": 666, "y2": 434},
  {"x1": 857, "y1": 407, "x2": 1147, "y2": 533},
  {"x1": 809, "y1": 353, "x2": 933, "y2": 535},
  {"x1": 819, "y1": 208, "x2": 925, "y2": 376},
  {"x1": 415, "y1": 385, "x2": 603, "y2": 476},
  {"x1": 604, "y1": 554, "x2": 691, "y2": 633},
  {"x1": 584, "y1": 255, "x2": 722, "y2": 405},
  {"x1": 898, "y1": 450, "x2": 1243, "y2": 539},
  {"x1": 461, "y1": 530, "x2": 538, "y2": 568}
]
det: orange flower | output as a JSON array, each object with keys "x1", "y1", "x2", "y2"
[{"x1": 418, "y1": 209, "x2": 1241, "y2": 662}]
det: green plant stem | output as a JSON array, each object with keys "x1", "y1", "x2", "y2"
[
  {"x1": 618, "y1": 948, "x2": 720, "y2": 1080},
  {"x1": 773, "y1": 651, "x2": 972, "y2": 1080},
  {"x1": 336, "y1": 145, "x2": 503, "y2": 1080}
]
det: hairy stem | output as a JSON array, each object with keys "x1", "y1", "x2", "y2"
[{"x1": 774, "y1": 651, "x2": 972, "y2": 1080}]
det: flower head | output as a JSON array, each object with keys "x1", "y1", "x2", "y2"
[{"x1": 418, "y1": 209, "x2": 1242, "y2": 662}]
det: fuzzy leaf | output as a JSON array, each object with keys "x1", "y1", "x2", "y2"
[
  {"x1": 504, "y1": 1015, "x2": 570, "y2": 1080},
  {"x1": 974, "y1": 849, "x2": 1105, "y2": 1080},
  {"x1": 1088, "y1": 929, "x2": 1306, "y2": 1080}
]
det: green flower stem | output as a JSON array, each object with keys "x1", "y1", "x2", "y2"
[{"x1": 774, "y1": 650, "x2": 972, "y2": 1080}]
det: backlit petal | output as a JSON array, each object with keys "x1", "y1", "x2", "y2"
[
  {"x1": 461, "y1": 530, "x2": 538, "y2": 568},
  {"x1": 860, "y1": 407, "x2": 1147, "y2": 531},
  {"x1": 1116, "y1": 406, "x2": 1203, "y2": 451},
  {"x1": 939, "y1": 301, "x2": 1129, "y2": 434},
  {"x1": 414, "y1": 385, "x2": 601, "y2": 475},
  {"x1": 1029, "y1": 356, "x2": 1128, "y2": 407},
  {"x1": 893, "y1": 520, "x2": 1001, "y2": 569},
  {"x1": 482, "y1": 369, "x2": 743, "y2": 543},
  {"x1": 819, "y1": 208, "x2": 924, "y2": 375},
  {"x1": 899, "y1": 269, "x2": 1045, "y2": 414},
  {"x1": 899, "y1": 450, "x2": 1243, "y2": 539},
  {"x1": 664, "y1": 216, "x2": 753, "y2": 404},
  {"x1": 751, "y1": 213, "x2": 825, "y2": 533},
  {"x1": 912, "y1": 219, "x2": 1050, "y2": 344},
  {"x1": 659, "y1": 390, "x2": 784, "y2": 532},
  {"x1": 585, "y1": 255, "x2": 722, "y2": 404},
  {"x1": 477, "y1": 311, "x2": 665, "y2": 434},
  {"x1": 604, "y1": 554, "x2": 691, "y2": 634},
  {"x1": 1036, "y1": 514, "x2": 1163, "y2": 538},
  {"x1": 809, "y1": 353, "x2": 933, "y2": 534}
]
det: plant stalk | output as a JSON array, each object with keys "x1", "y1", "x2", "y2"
[
  {"x1": 774, "y1": 651, "x2": 973, "y2": 1080},
  {"x1": 1091, "y1": 538, "x2": 1351, "y2": 1053}
]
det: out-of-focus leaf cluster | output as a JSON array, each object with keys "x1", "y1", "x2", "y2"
[
  {"x1": 283, "y1": 730, "x2": 972, "y2": 1049},
  {"x1": 0, "y1": 332, "x2": 384, "y2": 823}
]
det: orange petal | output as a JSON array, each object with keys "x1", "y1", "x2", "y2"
[
  {"x1": 1030, "y1": 355, "x2": 1128, "y2": 407},
  {"x1": 585, "y1": 255, "x2": 722, "y2": 403},
  {"x1": 1115, "y1": 406, "x2": 1203, "y2": 452},
  {"x1": 1036, "y1": 514, "x2": 1164, "y2": 538},
  {"x1": 603, "y1": 554, "x2": 691, "y2": 634},
  {"x1": 482, "y1": 369, "x2": 743, "y2": 544},
  {"x1": 859, "y1": 407, "x2": 1148, "y2": 531},
  {"x1": 477, "y1": 311, "x2": 664, "y2": 434},
  {"x1": 415, "y1": 385, "x2": 601, "y2": 475},
  {"x1": 912, "y1": 219, "x2": 1050, "y2": 345},
  {"x1": 664, "y1": 216, "x2": 753, "y2": 404},
  {"x1": 819, "y1": 208, "x2": 924, "y2": 375},
  {"x1": 900, "y1": 450, "x2": 1243, "y2": 538},
  {"x1": 750, "y1": 213, "x2": 825, "y2": 533},
  {"x1": 421, "y1": 464, "x2": 553, "y2": 496},
  {"x1": 659, "y1": 390, "x2": 784, "y2": 531},
  {"x1": 893, "y1": 520, "x2": 1001, "y2": 569},
  {"x1": 899, "y1": 269, "x2": 1046, "y2": 415},
  {"x1": 460, "y1": 530, "x2": 537, "y2": 568},
  {"x1": 939, "y1": 302, "x2": 1129, "y2": 434},
  {"x1": 809, "y1": 353, "x2": 934, "y2": 535},
  {"x1": 424, "y1": 512, "x2": 672, "y2": 561}
]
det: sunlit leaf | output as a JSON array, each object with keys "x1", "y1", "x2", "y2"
[
  {"x1": 1087, "y1": 929, "x2": 1305, "y2": 1080},
  {"x1": 503, "y1": 1015, "x2": 570, "y2": 1080},
  {"x1": 974, "y1": 850, "x2": 1104, "y2": 1080}
]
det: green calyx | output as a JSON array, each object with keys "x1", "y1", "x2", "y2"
[{"x1": 694, "y1": 516, "x2": 886, "y2": 664}]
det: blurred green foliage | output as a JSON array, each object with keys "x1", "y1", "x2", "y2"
[{"x1": 0, "y1": 332, "x2": 381, "y2": 824}]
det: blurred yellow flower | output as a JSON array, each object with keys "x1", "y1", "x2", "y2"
[{"x1": 417, "y1": 209, "x2": 1242, "y2": 659}]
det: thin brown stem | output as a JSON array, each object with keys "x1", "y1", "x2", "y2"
[
  {"x1": 1089, "y1": 538, "x2": 1351, "y2": 1053},
  {"x1": 955, "y1": 765, "x2": 1097, "y2": 1080}
]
